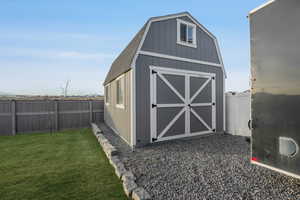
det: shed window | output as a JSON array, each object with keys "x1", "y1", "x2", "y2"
[
  {"x1": 177, "y1": 19, "x2": 197, "y2": 48},
  {"x1": 105, "y1": 85, "x2": 110, "y2": 105},
  {"x1": 116, "y1": 75, "x2": 125, "y2": 109}
]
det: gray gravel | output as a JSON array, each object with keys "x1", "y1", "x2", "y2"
[{"x1": 98, "y1": 123, "x2": 300, "y2": 200}]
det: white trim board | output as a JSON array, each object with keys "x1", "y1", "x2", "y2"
[
  {"x1": 156, "y1": 130, "x2": 213, "y2": 142},
  {"x1": 249, "y1": 0, "x2": 276, "y2": 15},
  {"x1": 139, "y1": 50, "x2": 222, "y2": 68},
  {"x1": 150, "y1": 65, "x2": 216, "y2": 143},
  {"x1": 176, "y1": 19, "x2": 197, "y2": 48},
  {"x1": 251, "y1": 160, "x2": 300, "y2": 180},
  {"x1": 130, "y1": 69, "x2": 136, "y2": 147}
]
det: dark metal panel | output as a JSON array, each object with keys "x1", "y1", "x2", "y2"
[
  {"x1": 250, "y1": 0, "x2": 300, "y2": 175},
  {"x1": 142, "y1": 17, "x2": 220, "y2": 64},
  {"x1": 135, "y1": 55, "x2": 224, "y2": 146}
]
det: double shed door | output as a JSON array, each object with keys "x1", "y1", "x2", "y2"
[{"x1": 150, "y1": 66, "x2": 216, "y2": 142}]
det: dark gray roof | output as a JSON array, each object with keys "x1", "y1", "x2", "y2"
[{"x1": 104, "y1": 24, "x2": 147, "y2": 85}]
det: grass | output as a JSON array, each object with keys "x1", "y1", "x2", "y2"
[{"x1": 0, "y1": 128, "x2": 128, "y2": 200}]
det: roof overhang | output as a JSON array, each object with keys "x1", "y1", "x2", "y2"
[{"x1": 249, "y1": 0, "x2": 276, "y2": 16}]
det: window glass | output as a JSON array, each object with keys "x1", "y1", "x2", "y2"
[
  {"x1": 187, "y1": 25, "x2": 194, "y2": 44},
  {"x1": 180, "y1": 23, "x2": 187, "y2": 42},
  {"x1": 178, "y1": 20, "x2": 196, "y2": 47},
  {"x1": 116, "y1": 78, "x2": 124, "y2": 106},
  {"x1": 105, "y1": 86, "x2": 109, "y2": 104}
]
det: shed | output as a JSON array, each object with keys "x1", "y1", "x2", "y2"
[{"x1": 104, "y1": 12, "x2": 226, "y2": 147}]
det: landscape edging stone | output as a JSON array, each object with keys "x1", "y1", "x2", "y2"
[{"x1": 90, "y1": 123, "x2": 151, "y2": 200}]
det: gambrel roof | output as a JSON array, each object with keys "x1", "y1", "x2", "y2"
[
  {"x1": 104, "y1": 12, "x2": 225, "y2": 85},
  {"x1": 104, "y1": 24, "x2": 147, "y2": 85}
]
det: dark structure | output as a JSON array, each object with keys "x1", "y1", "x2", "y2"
[{"x1": 249, "y1": 0, "x2": 300, "y2": 179}]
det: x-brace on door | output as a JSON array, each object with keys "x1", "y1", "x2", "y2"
[{"x1": 150, "y1": 66, "x2": 216, "y2": 142}]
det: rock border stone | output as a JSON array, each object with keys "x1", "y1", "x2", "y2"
[{"x1": 91, "y1": 123, "x2": 151, "y2": 200}]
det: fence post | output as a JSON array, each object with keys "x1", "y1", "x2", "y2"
[
  {"x1": 11, "y1": 100, "x2": 16, "y2": 136},
  {"x1": 89, "y1": 100, "x2": 93, "y2": 123},
  {"x1": 54, "y1": 100, "x2": 59, "y2": 131}
]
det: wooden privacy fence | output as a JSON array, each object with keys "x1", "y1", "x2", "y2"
[{"x1": 0, "y1": 100, "x2": 104, "y2": 136}]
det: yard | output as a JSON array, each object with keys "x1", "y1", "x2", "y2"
[
  {"x1": 0, "y1": 129, "x2": 127, "y2": 200},
  {"x1": 99, "y1": 123, "x2": 300, "y2": 200}
]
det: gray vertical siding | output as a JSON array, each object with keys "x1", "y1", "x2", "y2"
[
  {"x1": 135, "y1": 55, "x2": 224, "y2": 146},
  {"x1": 141, "y1": 16, "x2": 220, "y2": 64},
  {"x1": 0, "y1": 100, "x2": 104, "y2": 135},
  {"x1": 104, "y1": 70, "x2": 132, "y2": 145}
]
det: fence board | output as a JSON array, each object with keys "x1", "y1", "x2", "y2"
[{"x1": 0, "y1": 100, "x2": 104, "y2": 135}]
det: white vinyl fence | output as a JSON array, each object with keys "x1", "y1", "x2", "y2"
[{"x1": 226, "y1": 91, "x2": 251, "y2": 137}]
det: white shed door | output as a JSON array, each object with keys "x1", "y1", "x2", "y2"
[{"x1": 150, "y1": 66, "x2": 216, "y2": 142}]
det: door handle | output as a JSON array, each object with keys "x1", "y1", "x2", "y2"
[{"x1": 248, "y1": 120, "x2": 252, "y2": 130}]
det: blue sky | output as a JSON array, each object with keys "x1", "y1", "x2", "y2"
[{"x1": 0, "y1": 0, "x2": 267, "y2": 95}]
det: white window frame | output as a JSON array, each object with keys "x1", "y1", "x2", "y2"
[
  {"x1": 115, "y1": 74, "x2": 125, "y2": 109},
  {"x1": 105, "y1": 84, "x2": 110, "y2": 106},
  {"x1": 177, "y1": 19, "x2": 197, "y2": 48}
]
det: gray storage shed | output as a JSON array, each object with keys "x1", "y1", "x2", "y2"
[{"x1": 104, "y1": 12, "x2": 226, "y2": 147}]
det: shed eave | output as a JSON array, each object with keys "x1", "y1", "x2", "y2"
[{"x1": 249, "y1": 0, "x2": 276, "y2": 16}]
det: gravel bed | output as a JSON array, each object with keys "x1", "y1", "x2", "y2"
[{"x1": 98, "y1": 123, "x2": 300, "y2": 200}]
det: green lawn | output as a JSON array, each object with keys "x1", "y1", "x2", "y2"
[{"x1": 0, "y1": 128, "x2": 127, "y2": 200}]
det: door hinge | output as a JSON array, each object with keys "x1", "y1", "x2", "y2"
[
  {"x1": 212, "y1": 102, "x2": 215, "y2": 106},
  {"x1": 152, "y1": 104, "x2": 157, "y2": 108},
  {"x1": 152, "y1": 138, "x2": 158, "y2": 142}
]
